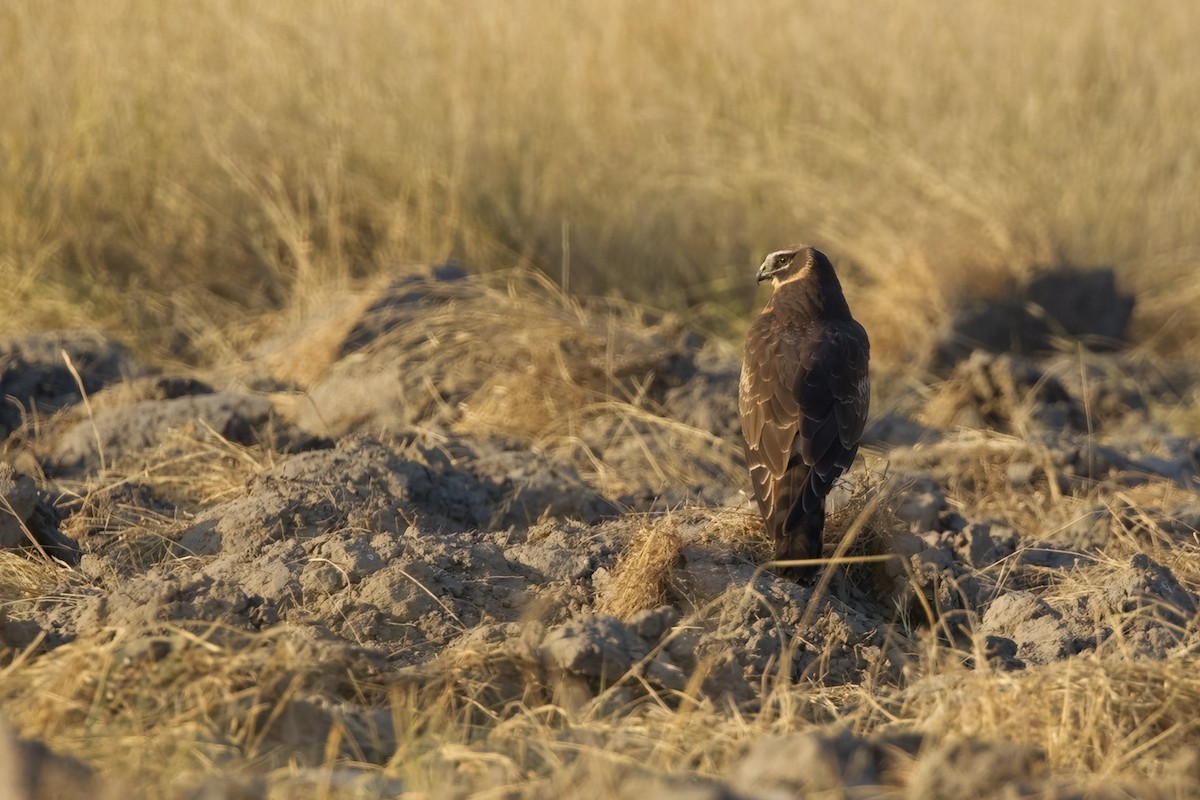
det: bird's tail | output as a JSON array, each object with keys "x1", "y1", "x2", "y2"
[{"x1": 775, "y1": 505, "x2": 825, "y2": 572}]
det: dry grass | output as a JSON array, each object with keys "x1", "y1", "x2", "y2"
[
  {"x1": 0, "y1": 550, "x2": 72, "y2": 605},
  {"x1": 0, "y1": 625, "x2": 398, "y2": 797},
  {"x1": 897, "y1": 654, "x2": 1200, "y2": 782},
  {"x1": 3, "y1": 476, "x2": 1200, "y2": 796},
  {"x1": 595, "y1": 518, "x2": 683, "y2": 619},
  {"x1": 15, "y1": 615, "x2": 1190, "y2": 797},
  {"x1": 3, "y1": 313, "x2": 1197, "y2": 796},
  {"x1": 265, "y1": 267, "x2": 746, "y2": 497},
  {"x1": 1, "y1": 1, "x2": 1199, "y2": 796},
  {"x1": 2, "y1": 1, "x2": 1198, "y2": 365},
  {"x1": 120, "y1": 425, "x2": 274, "y2": 506},
  {"x1": 439, "y1": 273, "x2": 692, "y2": 443}
]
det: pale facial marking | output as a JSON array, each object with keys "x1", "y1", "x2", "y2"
[
  {"x1": 770, "y1": 253, "x2": 812, "y2": 288},
  {"x1": 756, "y1": 245, "x2": 814, "y2": 286}
]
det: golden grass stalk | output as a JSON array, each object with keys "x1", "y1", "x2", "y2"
[
  {"x1": 596, "y1": 518, "x2": 683, "y2": 620},
  {"x1": 2, "y1": 1, "x2": 1198, "y2": 364}
]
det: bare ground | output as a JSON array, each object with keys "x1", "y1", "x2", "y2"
[{"x1": 1, "y1": 267, "x2": 1199, "y2": 798}]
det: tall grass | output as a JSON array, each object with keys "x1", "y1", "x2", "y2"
[{"x1": 2, "y1": 0, "x2": 1198, "y2": 361}]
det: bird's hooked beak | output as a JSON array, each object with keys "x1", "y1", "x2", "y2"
[{"x1": 756, "y1": 256, "x2": 784, "y2": 283}]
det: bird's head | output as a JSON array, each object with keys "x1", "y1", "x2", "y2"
[{"x1": 755, "y1": 246, "x2": 823, "y2": 286}]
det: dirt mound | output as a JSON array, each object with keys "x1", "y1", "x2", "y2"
[
  {"x1": 0, "y1": 332, "x2": 147, "y2": 440},
  {"x1": 0, "y1": 463, "x2": 79, "y2": 565},
  {"x1": 0, "y1": 268, "x2": 1197, "y2": 796},
  {"x1": 933, "y1": 265, "x2": 1135, "y2": 368},
  {"x1": 251, "y1": 268, "x2": 743, "y2": 499}
]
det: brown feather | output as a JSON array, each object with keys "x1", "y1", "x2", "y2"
[{"x1": 739, "y1": 246, "x2": 870, "y2": 572}]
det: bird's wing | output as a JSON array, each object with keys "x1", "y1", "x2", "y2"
[
  {"x1": 740, "y1": 321, "x2": 800, "y2": 476},
  {"x1": 739, "y1": 318, "x2": 803, "y2": 536},
  {"x1": 793, "y1": 320, "x2": 871, "y2": 512}
]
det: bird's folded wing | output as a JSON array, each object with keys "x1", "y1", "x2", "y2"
[
  {"x1": 739, "y1": 333, "x2": 800, "y2": 481},
  {"x1": 796, "y1": 321, "x2": 871, "y2": 494}
]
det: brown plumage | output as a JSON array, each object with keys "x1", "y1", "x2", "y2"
[{"x1": 739, "y1": 246, "x2": 870, "y2": 572}]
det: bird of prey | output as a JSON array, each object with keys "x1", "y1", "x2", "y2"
[{"x1": 739, "y1": 246, "x2": 870, "y2": 573}]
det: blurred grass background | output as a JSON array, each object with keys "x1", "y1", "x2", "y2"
[{"x1": 1, "y1": 0, "x2": 1198, "y2": 364}]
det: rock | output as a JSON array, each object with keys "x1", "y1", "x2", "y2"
[
  {"x1": 893, "y1": 483, "x2": 946, "y2": 532},
  {"x1": 981, "y1": 635, "x2": 1024, "y2": 670},
  {"x1": 731, "y1": 729, "x2": 921, "y2": 796},
  {"x1": 644, "y1": 654, "x2": 688, "y2": 692},
  {"x1": 0, "y1": 464, "x2": 80, "y2": 564},
  {"x1": 505, "y1": 540, "x2": 594, "y2": 583},
  {"x1": 901, "y1": 544, "x2": 978, "y2": 618},
  {"x1": 628, "y1": 605, "x2": 682, "y2": 642},
  {"x1": 504, "y1": 519, "x2": 622, "y2": 593},
  {"x1": 1102, "y1": 554, "x2": 1197, "y2": 627},
  {"x1": 540, "y1": 615, "x2": 646, "y2": 679},
  {"x1": 0, "y1": 717, "x2": 99, "y2": 799},
  {"x1": 981, "y1": 592, "x2": 1074, "y2": 665},
  {"x1": 0, "y1": 463, "x2": 38, "y2": 550},
  {"x1": 310, "y1": 536, "x2": 386, "y2": 584},
  {"x1": 906, "y1": 737, "x2": 1049, "y2": 799}
]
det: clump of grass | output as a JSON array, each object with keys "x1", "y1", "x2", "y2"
[
  {"x1": 122, "y1": 424, "x2": 274, "y2": 506},
  {"x1": 826, "y1": 468, "x2": 904, "y2": 556},
  {"x1": 596, "y1": 518, "x2": 684, "y2": 620},
  {"x1": 49, "y1": 423, "x2": 276, "y2": 572},
  {"x1": 681, "y1": 506, "x2": 774, "y2": 563},
  {"x1": 0, "y1": 550, "x2": 72, "y2": 605}
]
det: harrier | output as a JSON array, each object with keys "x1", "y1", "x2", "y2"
[{"x1": 739, "y1": 246, "x2": 870, "y2": 573}]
